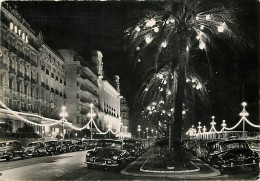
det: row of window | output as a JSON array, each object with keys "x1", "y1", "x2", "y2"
[
  {"x1": 10, "y1": 22, "x2": 28, "y2": 43},
  {"x1": 43, "y1": 67, "x2": 66, "y2": 85}
]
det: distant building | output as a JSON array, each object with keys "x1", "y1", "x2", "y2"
[
  {"x1": 120, "y1": 98, "x2": 129, "y2": 133},
  {"x1": 58, "y1": 50, "x2": 99, "y2": 129}
]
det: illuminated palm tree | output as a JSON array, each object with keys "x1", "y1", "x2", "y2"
[{"x1": 126, "y1": 0, "x2": 241, "y2": 164}]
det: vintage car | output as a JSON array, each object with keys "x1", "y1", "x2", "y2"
[
  {"x1": 206, "y1": 140, "x2": 259, "y2": 173},
  {"x1": 123, "y1": 139, "x2": 141, "y2": 159},
  {"x1": 202, "y1": 140, "x2": 220, "y2": 162},
  {"x1": 73, "y1": 139, "x2": 86, "y2": 151},
  {"x1": 83, "y1": 139, "x2": 98, "y2": 150},
  {"x1": 45, "y1": 140, "x2": 62, "y2": 155},
  {"x1": 25, "y1": 141, "x2": 48, "y2": 157},
  {"x1": 61, "y1": 140, "x2": 75, "y2": 152},
  {"x1": 85, "y1": 139, "x2": 131, "y2": 168},
  {"x1": 0, "y1": 140, "x2": 26, "y2": 160}
]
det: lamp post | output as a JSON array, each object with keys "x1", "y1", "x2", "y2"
[
  {"x1": 239, "y1": 102, "x2": 249, "y2": 138},
  {"x1": 59, "y1": 106, "x2": 68, "y2": 139},
  {"x1": 137, "y1": 125, "x2": 141, "y2": 139},
  {"x1": 197, "y1": 122, "x2": 202, "y2": 139},
  {"x1": 87, "y1": 103, "x2": 96, "y2": 140},
  {"x1": 221, "y1": 120, "x2": 227, "y2": 139}
]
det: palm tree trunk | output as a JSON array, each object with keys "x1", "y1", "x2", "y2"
[{"x1": 172, "y1": 67, "x2": 185, "y2": 164}]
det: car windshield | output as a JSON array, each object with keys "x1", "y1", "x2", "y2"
[
  {"x1": 124, "y1": 141, "x2": 135, "y2": 147},
  {"x1": 222, "y1": 141, "x2": 249, "y2": 151},
  {"x1": 0, "y1": 143, "x2": 7, "y2": 147},
  {"x1": 97, "y1": 141, "x2": 121, "y2": 149},
  {"x1": 28, "y1": 143, "x2": 40, "y2": 147}
]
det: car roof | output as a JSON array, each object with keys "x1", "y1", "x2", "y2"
[
  {"x1": 219, "y1": 139, "x2": 247, "y2": 144},
  {"x1": 28, "y1": 141, "x2": 43, "y2": 144},
  {"x1": 0, "y1": 140, "x2": 19, "y2": 143},
  {"x1": 99, "y1": 139, "x2": 122, "y2": 143}
]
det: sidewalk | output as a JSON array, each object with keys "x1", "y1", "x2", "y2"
[{"x1": 121, "y1": 147, "x2": 220, "y2": 179}]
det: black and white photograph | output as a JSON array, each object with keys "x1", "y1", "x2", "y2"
[{"x1": 0, "y1": 0, "x2": 259, "y2": 180}]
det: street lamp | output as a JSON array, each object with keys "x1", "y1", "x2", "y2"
[
  {"x1": 87, "y1": 103, "x2": 96, "y2": 140},
  {"x1": 59, "y1": 106, "x2": 68, "y2": 139},
  {"x1": 239, "y1": 102, "x2": 249, "y2": 138},
  {"x1": 137, "y1": 125, "x2": 141, "y2": 138}
]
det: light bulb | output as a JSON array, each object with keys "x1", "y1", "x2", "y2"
[
  {"x1": 161, "y1": 41, "x2": 167, "y2": 48},
  {"x1": 217, "y1": 25, "x2": 224, "y2": 32},
  {"x1": 146, "y1": 19, "x2": 156, "y2": 27},
  {"x1": 200, "y1": 25, "x2": 204, "y2": 30},
  {"x1": 145, "y1": 35, "x2": 152, "y2": 44},
  {"x1": 206, "y1": 15, "x2": 211, "y2": 20},
  {"x1": 135, "y1": 26, "x2": 141, "y2": 32},
  {"x1": 153, "y1": 27, "x2": 159, "y2": 32},
  {"x1": 136, "y1": 47, "x2": 140, "y2": 51},
  {"x1": 199, "y1": 41, "x2": 206, "y2": 49}
]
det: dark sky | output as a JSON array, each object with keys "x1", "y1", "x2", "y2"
[{"x1": 8, "y1": 1, "x2": 259, "y2": 134}]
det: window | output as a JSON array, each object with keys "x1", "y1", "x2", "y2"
[
  {"x1": 55, "y1": 76, "x2": 58, "y2": 81},
  {"x1": 25, "y1": 35, "x2": 28, "y2": 43},
  {"x1": 10, "y1": 22, "x2": 13, "y2": 30},
  {"x1": 46, "y1": 69, "x2": 49, "y2": 75},
  {"x1": 22, "y1": 33, "x2": 25, "y2": 40},
  {"x1": 18, "y1": 29, "x2": 21, "y2": 36},
  {"x1": 64, "y1": 81, "x2": 66, "y2": 86},
  {"x1": 24, "y1": 85, "x2": 27, "y2": 94},
  {"x1": 9, "y1": 78, "x2": 13, "y2": 89},
  {"x1": 60, "y1": 79, "x2": 62, "y2": 84},
  {"x1": 14, "y1": 26, "x2": 17, "y2": 33},
  {"x1": 51, "y1": 73, "x2": 54, "y2": 79}
]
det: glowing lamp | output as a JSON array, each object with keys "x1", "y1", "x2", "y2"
[
  {"x1": 158, "y1": 74, "x2": 163, "y2": 79},
  {"x1": 145, "y1": 35, "x2": 152, "y2": 44},
  {"x1": 217, "y1": 25, "x2": 224, "y2": 32},
  {"x1": 138, "y1": 59, "x2": 141, "y2": 62},
  {"x1": 168, "y1": 18, "x2": 174, "y2": 23},
  {"x1": 136, "y1": 47, "x2": 140, "y2": 51},
  {"x1": 242, "y1": 102, "x2": 247, "y2": 107},
  {"x1": 90, "y1": 103, "x2": 94, "y2": 108},
  {"x1": 167, "y1": 90, "x2": 171, "y2": 95},
  {"x1": 186, "y1": 78, "x2": 190, "y2": 82},
  {"x1": 62, "y1": 106, "x2": 66, "y2": 110},
  {"x1": 161, "y1": 41, "x2": 167, "y2": 48},
  {"x1": 146, "y1": 19, "x2": 156, "y2": 27},
  {"x1": 200, "y1": 25, "x2": 204, "y2": 30},
  {"x1": 145, "y1": 88, "x2": 148, "y2": 91},
  {"x1": 147, "y1": 106, "x2": 151, "y2": 110},
  {"x1": 135, "y1": 26, "x2": 141, "y2": 32},
  {"x1": 196, "y1": 16, "x2": 199, "y2": 20},
  {"x1": 196, "y1": 84, "x2": 202, "y2": 90},
  {"x1": 153, "y1": 27, "x2": 159, "y2": 32},
  {"x1": 199, "y1": 41, "x2": 206, "y2": 49},
  {"x1": 206, "y1": 15, "x2": 211, "y2": 20},
  {"x1": 182, "y1": 110, "x2": 186, "y2": 115}
]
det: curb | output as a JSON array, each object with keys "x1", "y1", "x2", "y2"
[
  {"x1": 140, "y1": 158, "x2": 200, "y2": 173},
  {"x1": 120, "y1": 149, "x2": 221, "y2": 179}
]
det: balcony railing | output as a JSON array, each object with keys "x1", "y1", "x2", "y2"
[
  {"x1": 80, "y1": 72, "x2": 98, "y2": 86},
  {"x1": 80, "y1": 85, "x2": 98, "y2": 96}
]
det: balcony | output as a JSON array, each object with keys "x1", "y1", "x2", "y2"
[
  {"x1": 24, "y1": 75, "x2": 30, "y2": 82},
  {"x1": 31, "y1": 78, "x2": 37, "y2": 85},
  {"x1": 80, "y1": 72, "x2": 98, "y2": 86},
  {"x1": 0, "y1": 61, "x2": 8, "y2": 72},
  {"x1": 8, "y1": 66, "x2": 16, "y2": 76},
  {"x1": 17, "y1": 71, "x2": 24, "y2": 80},
  {"x1": 80, "y1": 85, "x2": 98, "y2": 96}
]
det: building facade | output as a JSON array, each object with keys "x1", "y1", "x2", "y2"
[
  {"x1": 58, "y1": 50, "x2": 99, "y2": 128},
  {"x1": 0, "y1": 2, "x2": 66, "y2": 138}
]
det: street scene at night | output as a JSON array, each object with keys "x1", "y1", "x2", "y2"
[{"x1": 0, "y1": 0, "x2": 259, "y2": 180}]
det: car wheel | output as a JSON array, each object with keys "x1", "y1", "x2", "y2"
[
  {"x1": 7, "y1": 153, "x2": 14, "y2": 161},
  {"x1": 21, "y1": 153, "x2": 26, "y2": 159},
  {"x1": 219, "y1": 163, "x2": 225, "y2": 173}
]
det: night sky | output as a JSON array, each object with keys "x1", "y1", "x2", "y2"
[{"x1": 8, "y1": 1, "x2": 259, "y2": 135}]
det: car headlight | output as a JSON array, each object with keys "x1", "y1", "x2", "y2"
[{"x1": 113, "y1": 156, "x2": 118, "y2": 160}]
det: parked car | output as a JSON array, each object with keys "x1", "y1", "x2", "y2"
[
  {"x1": 83, "y1": 139, "x2": 98, "y2": 150},
  {"x1": 61, "y1": 140, "x2": 75, "y2": 152},
  {"x1": 25, "y1": 141, "x2": 48, "y2": 157},
  {"x1": 85, "y1": 139, "x2": 131, "y2": 169},
  {"x1": 45, "y1": 140, "x2": 62, "y2": 155},
  {"x1": 203, "y1": 140, "x2": 221, "y2": 162},
  {"x1": 0, "y1": 140, "x2": 26, "y2": 161},
  {"x1": 73, "y1": 139, "x2": 86, "y2": 151},
  {"x1": 123, "y1": 139, "x2": 141, "y2": 159},
  {"x1": 206, "y1": 140, "x2": 259, "y2": 173}
]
